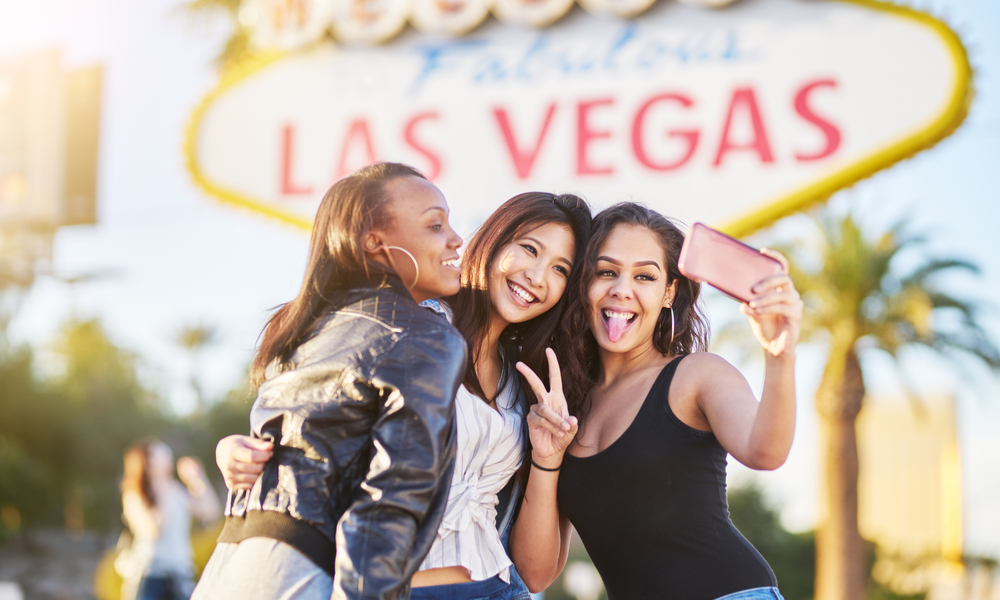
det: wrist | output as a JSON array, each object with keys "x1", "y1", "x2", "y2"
[
  {"x1": 530, "y1": 450, "x2": 563, "y2": 471},
  {"x1": 766, "y1": 348, "x2": 797, "y2": 364}
]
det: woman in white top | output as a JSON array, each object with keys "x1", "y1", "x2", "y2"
[
  {"x1": 217, "y1": 192, "x2": 592, "y2": 599},
  {"x1": 120, "y1": 439, "x2": 221, "y2": 600}
]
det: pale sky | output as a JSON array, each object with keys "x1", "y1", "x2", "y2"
[{"x1": 1, "y1": 0, "x2": 998, "y2": 556}]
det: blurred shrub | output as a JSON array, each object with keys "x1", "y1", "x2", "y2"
[
  {"x1": 0, "y1": 319, "x2": 167, "y2": 533},
  {"x1": 0, "y1": 318, "x2": 253, "y2": 535}
]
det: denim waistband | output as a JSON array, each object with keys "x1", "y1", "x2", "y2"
[
  {"x1": 410, "y1": 575, "x2": 517, "y2": 600},
  {"x1": 713, "y1": 586, "x2": 784, "y2": 600}
]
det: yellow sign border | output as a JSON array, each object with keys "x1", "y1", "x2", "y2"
[
  {"x1": 182, "y1": 50, "x2": 313, "y2": 230},
  {"x1": 183, "y1": 0, "x2": 973, "y2": 236}
]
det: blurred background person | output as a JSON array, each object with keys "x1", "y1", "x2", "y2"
[{"x1": 118, "y1": 439, "x2": 221, "y2": 600}]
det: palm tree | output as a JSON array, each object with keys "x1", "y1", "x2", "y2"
[{"x1": 783, "y1": 209, "x2": 1000, "y2": 600}]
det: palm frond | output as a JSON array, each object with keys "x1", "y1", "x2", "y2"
[
  {"x1": 922, "y1": 330, "x2": 1000, "y2": 370},
  {"x1": 902, "y1": 258, "x2": 980, "y2": 286},
  {"x1": 924, "y1": 292, "x2": 980, "y2": 319},
  {"x1": 767, "y1": 203, "x2": 1000, "y2": 377}
]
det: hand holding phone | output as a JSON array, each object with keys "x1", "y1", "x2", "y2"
[{"x1": 677, "y1": 223, "x2": 784, "y2": 303}]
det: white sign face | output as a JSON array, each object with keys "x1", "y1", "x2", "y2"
[{"x1": 186, "y1": 0, "x2": 969, "y2": 236}]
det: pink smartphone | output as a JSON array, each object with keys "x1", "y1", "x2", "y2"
[{"x1": 677, "y1": 223, "x2": 784, "y2": 303}]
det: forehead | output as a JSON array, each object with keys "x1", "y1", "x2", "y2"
[
  {"x1": 518, "y1": 221, "x2": 575, "y2": 251},
  {"x1": 383, "y1": 177, "x2": 447, "y2": 215},
  {"x1": 598, "y1": 224, "x2": 664, "y2": 262}
]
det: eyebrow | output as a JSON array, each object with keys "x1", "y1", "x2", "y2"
[
  {"x1": 596, "y1": 256, "x2": 662, "y2": 271},
  {"x1": 422, "y1": 206, "x2": 448, "y2": 215},
  {"x1": 525, "y1": 236, "x2": 574, "y2": 269}
]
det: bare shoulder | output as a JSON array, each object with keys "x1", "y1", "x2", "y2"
[
  {"x1": 675, "y1": 352, "x2": 741, "y2": 378},
  {"x1": 673, "y1": 352, "x2": 749, "y2": 394},
  {"x1": 678, "y1": 351, "x2": 731, "y2": 369}
]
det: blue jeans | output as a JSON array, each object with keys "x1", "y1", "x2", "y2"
[
  {"x1": 714, "y1": 587, "x2": 785, "y2": 600},
  {"x1": 410, "y1": 575, "x2": 531, "y2": 600},
  {"x1": 137, "y1": 574, "x2": 192, "y2": 600}
]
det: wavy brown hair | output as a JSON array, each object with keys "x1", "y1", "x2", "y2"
[
  {"x1": 448, "y1": 192, "x2": 592, "y2": 411},
  {"x1": 563, "y1": 203, "x2": 710, "y2": 415},
  {"x1": 250, "y1": 163, "x2": 426, "y2": 388}
]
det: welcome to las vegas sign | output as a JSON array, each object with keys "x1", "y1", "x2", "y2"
[{"x1": 185, "y1": 0, "x2": 971, "y2": 237}]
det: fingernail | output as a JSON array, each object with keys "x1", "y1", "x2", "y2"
[{"x1": 749, "y1": 301, "x2": 756, "y2": 308}]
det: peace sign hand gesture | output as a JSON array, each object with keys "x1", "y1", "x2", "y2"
[{"x1": 516, "y1": 348, "x2": 579, "y2": 463}]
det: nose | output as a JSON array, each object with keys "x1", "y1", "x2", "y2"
[
  {"x1": 523, "y1": 261, "x2": 546, "y2": 288},
  {"x1": 609, "y1": 275, "x2": 633, "y2": 300},
  {"x1": 447, "y1": 226, "x2": 462, "y2": 249}
]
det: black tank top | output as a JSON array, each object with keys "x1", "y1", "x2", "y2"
[{"x1": 558, "y1": 356, "x2": 776, "y2": 600}]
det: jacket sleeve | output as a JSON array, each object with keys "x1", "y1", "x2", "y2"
[{"x1": 332, "y1": 328, "x2": 466, "y2": 600}]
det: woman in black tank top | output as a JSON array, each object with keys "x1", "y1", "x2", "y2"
[{"x1": 513, "y1": 204, "x2": 803, "y2": 600}]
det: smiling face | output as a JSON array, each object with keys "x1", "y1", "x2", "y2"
[
  {"x1": 487, "y1": 221, "x2": 576, "y2": 328},
  {"x1": 587, "y1": 224, "x2": 677, "y2": 355},
  {"x1": 370, "y1": 176, "x2": 463, "y2": 303}
]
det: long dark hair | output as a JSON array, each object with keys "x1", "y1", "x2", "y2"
[
  {"x1": 564, "y1": 202, "x2": 710, "y2": 414},
  {"x1": 121, "y1": 438, "x2": 158, "y2": 508},
  {"x1": 449, "y1": 192, "x2": 592, "y2": 410},
  {"x1": 250, "y1": 163, "x2": 426, "y2": 388}
]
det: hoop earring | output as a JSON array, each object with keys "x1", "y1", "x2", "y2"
[
  {"x1": 380, "y1": 245, "x2": 420, "y2": 290},
  {"x1": 668, "y1": 305, "x2": 675, "y2": 350}
]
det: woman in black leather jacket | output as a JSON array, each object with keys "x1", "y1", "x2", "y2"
[{"x1": 192, "y1": 163, "x2": 468, "y2": 600}]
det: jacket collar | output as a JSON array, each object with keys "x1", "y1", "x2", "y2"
[{"x1": 342, "y1": 270, "x2": 416, "y2": 305}]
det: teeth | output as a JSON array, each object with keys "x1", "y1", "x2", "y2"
[
  {"x1": 509, "y1": 282, "x2": 536, "y2": 304},
  {"x1": 442, "y1": 259, "x2": 460, "y2": 267},
  {"x1": 603, "y1": 310, "x2": 635, "y2": 321}
]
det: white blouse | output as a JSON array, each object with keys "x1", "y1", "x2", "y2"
[{"x1": 418, "y1": 380, "x2": 525, "y2": 582}]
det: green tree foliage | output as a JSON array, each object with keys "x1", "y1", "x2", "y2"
[
  {"x1": 0, "y1": 319, "x2": 168, "y2": 533},
  {"x1": 50, "y1": 319, "x2": 170, "y2": 531},
  {"x1": 0, "y1": 318, "x2": 254, "y2": 536},
  {"x1": 0, "y1": 345, "x2": 58, "y2": 531}
]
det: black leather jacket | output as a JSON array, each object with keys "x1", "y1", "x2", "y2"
[{"x1": 217, "y1": 276, "x2": 467, "y2": 600}]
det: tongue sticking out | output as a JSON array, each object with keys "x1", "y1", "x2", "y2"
[{"x1": 607, "y1": 314, "x2": 630, "y2": 343}]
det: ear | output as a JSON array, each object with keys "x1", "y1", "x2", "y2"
[
  {"x1": 363, "y1": 230, "x2": 384, "y2": 255},
  {"x1": 663, "y1": 279, "x2": 678, "y2": 308}
]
